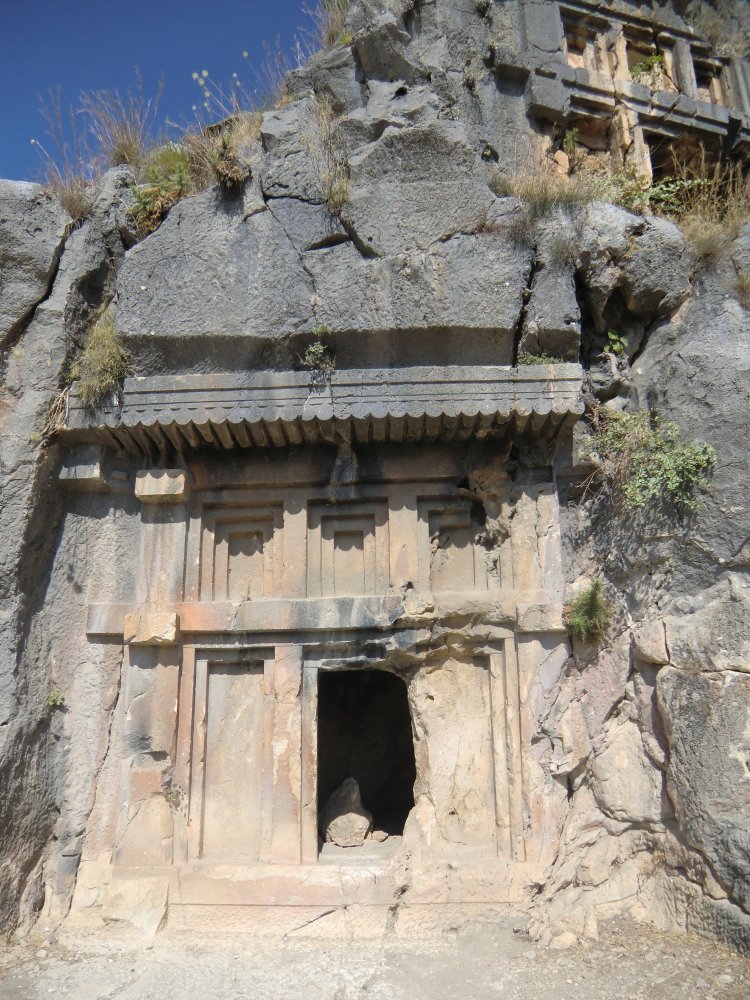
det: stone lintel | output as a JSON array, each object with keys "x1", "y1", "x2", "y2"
[
  {"x1": 135, "y1": 469, "x2": 188, "y2": 503},
  {"x1": 123, "y1": 611, "x2": 180, "y2": 646},
  {"x1": 87, "y1": 592, "x2": 563, "y2": 639}
]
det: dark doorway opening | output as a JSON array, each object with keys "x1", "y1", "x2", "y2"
[{"x1": 317, "y1": 669, "x2": 416, "y2": 838}]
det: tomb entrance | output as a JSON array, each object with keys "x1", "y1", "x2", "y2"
[{"x1": 316, "y1": 668, "x2": 416, "y2": 846}]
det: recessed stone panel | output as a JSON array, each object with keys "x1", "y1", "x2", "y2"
[
  {"x1": 201, "y1": 661, "x2": 265, "y2": 861},
  {"x1": 418, "y1": 501, "x2": 489, "y2": 593},
  {"x1": 308, "y1": 502, "x2": 389, "y2": 597},
  {"x1": 199, "y1": 505, "x2": 283, "y2": 601}
]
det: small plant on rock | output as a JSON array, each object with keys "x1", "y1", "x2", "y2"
[
  {"x1": 562, "y1": 127, "x2": 581, "y2": 172},
  {"x1": 591, "y1": 408, "x2": 715, "y2": 512},
  {"x1": 565, "y1": 580, "x2": 611, "y2": 642},
  {"x1": 70, "y1": 309, "x2": 131, "y2": 409},
  {"x1": 300, "y1": 326, "x2": 336, "y2": 375},
  {"x1": 630, "y1": 53, "x2": 666, "y2": 87},
  {"x1": 47, "y1": 690, "x2": 65, "y2": 708},
  {"x1": 605, "y1": 330, "x2": 627, "y2": 355}
]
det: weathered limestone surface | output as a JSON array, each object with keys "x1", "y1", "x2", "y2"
[
  {"x1": 541, "y1": 215, "x2": 750, "y2": 950},
  {"x1": 0, "y1": 181, "x2": 68, "y2": 348},
  {"x1": 0, "y1": 170, "x2": 135, "y2": 933},
  {"x1": 1, "y1": 0, "x2": 750, "y2": 955}
]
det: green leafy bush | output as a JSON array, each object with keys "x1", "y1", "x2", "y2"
[
  {"x1": 565, "y1": 580, "x2": 610, "y2": 642},
  {"x1": 592, "y1": 409, "x2": 715, "y2": 512},
  {"x1": 70, "y1": 309, "x2": 131, "y2": 408}
]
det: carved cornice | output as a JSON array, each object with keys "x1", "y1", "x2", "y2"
[{"x1": 66, "y1": 364, "x2": 584, "y2": 452}]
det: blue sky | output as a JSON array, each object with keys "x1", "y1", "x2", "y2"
[{"x1": 0, "y1": 0, "x2": 312, "y2": 181}]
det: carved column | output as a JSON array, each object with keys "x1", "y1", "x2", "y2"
[{"x1": 269, "y1": 643, "x2": 304, "y2": 864}]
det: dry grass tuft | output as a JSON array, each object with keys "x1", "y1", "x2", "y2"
[
  {"x1": 672, "y1": 153, "x2": 750, "y2": 260},
  {"x1": 309, "y1": 95, "x2": 350, "y2": 214},
  {"x1": 182, "y1": 127, "x2": 250, "y2": 194},
  {"x1": 489, "y1": 163, "x2": 604, "y2": 219},
  {"x1": 34, "y1": 89, "x2": 100, "y2": 222},
  {"x1": 78, "y1": 73, "x2": 163, "y2": 170},
  {"x1": 305, "y1": 0, "x2": 352, "y2": 49},
  {"x1": 736, "y1": 270, "x2": 750, "y2": 310},
  {"x1": 70, "y1": 309, "x2": 131, "y2": 408},
  {"x1": 489, "y1": 144, "x2": 750, "y2": 264},
  {"x1": 45, "y1": 174, "x2": 96, "y2": 225},
  {"x1": 690, "y1": 3, "x2": 750, "y2": 59}
]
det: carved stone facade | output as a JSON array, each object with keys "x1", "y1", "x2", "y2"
[
  {"x1": 61, "y1": 386, "x2": 579, "y2": 931},
  {"x1": 516, "y1": 0, "x2": 750, "y2": 180}
]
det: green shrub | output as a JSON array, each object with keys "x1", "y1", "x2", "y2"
[
  {"x1": 70, "y1": 309, "x2": 131, "y2": 408},
  {"x1": 130, "y1": 144, "x2": 194, "y2": 234},
  {"x1": 47, "y1": 690, "x2": 65, "y2": 708},
  {"x1": 592, "y1": 409, "x2": 715, "y2": 512},
  {"x1": 565, "y1": 580, "x2": 610, "y2": 642}
]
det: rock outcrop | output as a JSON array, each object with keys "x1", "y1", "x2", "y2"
[{"x1": 0, "y1": 0, "x2": 749, "y2": 953}]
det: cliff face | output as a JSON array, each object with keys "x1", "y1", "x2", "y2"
[{"x1": 0, "y1": 0, "x2": 749, "y2": 948}]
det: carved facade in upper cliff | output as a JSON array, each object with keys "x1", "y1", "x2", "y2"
[{"x1": 1, "y1": 0, "x2": 749, "y2": 950}]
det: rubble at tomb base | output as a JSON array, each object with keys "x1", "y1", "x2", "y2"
[
  {"x1": 320, "y1": 778, "x2": 373, "y2": 847},
  {"x1": 0, "y1": 0, "x2": 749, "y2": 954}
]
